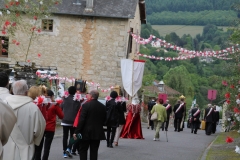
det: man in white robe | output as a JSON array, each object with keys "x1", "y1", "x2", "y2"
[
  {"x1": 0, "y1": 71, "x2": 12, "y2": 101},
  {"x1": 3, "y1": 80, "x2": 46, "y2": 160},
  {"x1": 0, "y1": 100, "x2": 17, "y2": 160}
]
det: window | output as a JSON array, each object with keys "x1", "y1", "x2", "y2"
[
  {"x1": 41, "y1": 19, "x2": 53, "y2": 32},
  {"x1": 0, "y1": 36, "x2": 9, "y2": 57},
  {"x1": 126, "y1": 28, "x2": 133, "y2": 59}
]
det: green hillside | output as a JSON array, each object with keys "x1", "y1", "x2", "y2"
[
  {"x1": 152, "y1": 25, "x2": 229, "y2": 37},
  {"x1": 146, "y1": 0, "x2": 239, "y2": 26}
]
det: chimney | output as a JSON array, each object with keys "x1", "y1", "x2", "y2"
[{"x1": 85, "y1": 0, "x2": 94, "y2": 12}]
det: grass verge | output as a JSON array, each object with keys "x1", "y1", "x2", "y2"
[{"x1": 206, "y1": 131, "x2": 240, "y2": 160}]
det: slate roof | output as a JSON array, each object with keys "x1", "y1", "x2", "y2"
[
  {"x1": 55, "y1": 0, "x2": 146, "y2": 22},
  {"x1": 0, "y1": 0, "x2": 146, "y2": 23},
  {"x1": 143, "y1": 80, "x2": 181, "y2": 96}
]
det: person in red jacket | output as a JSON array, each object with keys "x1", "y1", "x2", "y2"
[{"x1": 41, "y1": 89, "x2": 64, "y2": 160}]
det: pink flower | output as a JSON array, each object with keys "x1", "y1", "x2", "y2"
[
  {"x1": 38, "y1": 53, "x2": 41, "y2": 57},
  {"x1": 64, "y1": 91, "x2": 69, "y2": 98},
  {"x1": 33, "y1": 16, "x2": 37, "y2": 20},
  {"x1": 2, "y1": 30, "x2": 6, "y2": 35},
  {"x1": 27, "y1": 60, "x2": 30, "y2": 62},
  {"x1": 222, "y1": 80, "x2": 228, "y2": 86},
  {"x1": 105, "y1": 96, "x2": 112, "y2": 101}
]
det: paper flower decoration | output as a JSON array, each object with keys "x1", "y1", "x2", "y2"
[
  {"x1": 226, "y1": 136, "x2": 234, "y2": 143},
  {"x1": 64, "y1": 91, "x2": 69, "y2": 98},
  {"x1": 27, "y1": 60, "x2": 30, "y2": 62},
  {"x1": 38, "y1": 53, "x2": 41, "y2": 57},
  {"x1": 73, "y1": 93, "x2": 81, "y2": 101},
  {"x1": 55, "y1": 97, "x2": 63, "y2": 105},
  {"x1": 105, "y1": 96, "x2": 112, "y2": 101},
  {"x1": 34, "y1": 96, "x2": 47, "y2": 105},
  {"x1": 115, "y1": 96, "x2": 128, "y2": 102}
]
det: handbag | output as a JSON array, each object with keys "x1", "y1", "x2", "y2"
[{"x1": 151, "y1": 112, "x2": 158, "y2": 121}]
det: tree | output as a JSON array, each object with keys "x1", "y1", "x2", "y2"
[{"x1": 0, "y1": 0, "x2": 60, "y2": 62}]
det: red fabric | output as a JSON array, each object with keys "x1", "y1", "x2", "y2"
[
  {"x1": 45, "y1": 104, "x2": 64, "y2": 132},
  {"x1": 73, "y1": 99, "x2": 91, "y2": 128},
  {"x1": 134, "y1": 60, "x2": 145, "y2": 63},
  {"x1": 73, "y1": 107, "x2": 82, "y2": 127},
  {"x1": 36, "y1": 104, "x2": 48, "y2": 120},
  {"x1": 120, "y1": 104, "x2": 144, "y2": 139}
]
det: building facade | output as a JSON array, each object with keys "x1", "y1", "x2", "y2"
[{"x1": 0, "y1": 0, "x2": 146, "y2": 90}]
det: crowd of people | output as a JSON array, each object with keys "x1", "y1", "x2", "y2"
[
  {"x1": 147, "y1": 96, "x2": 220, "y2": 137},
  {"x1": 0, "y1": 70, "x2": 221, "y2": 160},
  {"x1": 0, "y1": 70, "x2": 144, "y2": 160}
]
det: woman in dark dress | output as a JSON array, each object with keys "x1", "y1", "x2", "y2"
[
  {"x1": 113, "y1": 96, "x2": 127, "y2": 146},
  {"x1": 105, "y1": 91, "x2": 120, "y2": 148}
]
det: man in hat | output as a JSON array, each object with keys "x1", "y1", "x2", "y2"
[
  {"x1": 161, "y1": 99, "x2": 172, "y2": 131},
  {"x1": 179, "y1": 95, "x2": 186, "y2": 131}
]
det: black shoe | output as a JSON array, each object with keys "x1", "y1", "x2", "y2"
[
  {"x1": 71, "y1": 152, "x2": 77, "y2": 156},
  {"x1": 191, "y1": 130, "x2": 193, "y2": 133},
  {"x1": 174, "y1": 129, "x2": 177, "y2": 132},
  {"x1": 107, "y1": 141, "x2": 109, "y2": 147},
  {"x1": 165, "y1": 128, "x2": 168, "y2": 131},
  {"x1": 109, "y1": 144, "x2": 113, "y2": 148},
  {"x1": 194, "y1": 132, "x2": 197, "y2": 134}
]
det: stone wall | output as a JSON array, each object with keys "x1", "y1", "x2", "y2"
[{"x1": 0, "y1": 4, "x2": 142, "y2": 95}]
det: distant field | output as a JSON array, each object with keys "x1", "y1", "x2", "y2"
[{"x1": 152, "y1": 25, "x2": 230, "y2": 37}]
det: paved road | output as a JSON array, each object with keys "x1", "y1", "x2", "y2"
[{"x1": 48, "y1": 123, "x2": 218, "y2": 160}]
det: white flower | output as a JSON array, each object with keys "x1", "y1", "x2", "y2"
[
  {"x1": 0, "y1": 11, "x2": 2, "y2": 16},
  {"x1": 235, "y1": 113, "x2": 239, "y2": 117},
  {"x1": 235, "y1": 146, "x2": 240, "y2": 154},
  {"x1": 236, "y1": 99, "x2": 240, "y2": 104},
  {"x1": 45, "y1": 15, "x2": 48, "y2": 18},
  {"x1": 15, "y1": 0, "x2": 18, "y2": 2},
  {"x1": 236, "y1": 116, "x2": 240, "y2": 121},
  {"x1": 7, "y1": 10, "x2": 10, "y2": 14},
  {"x1": 237, "y1": 130, "x2": 240, "y2": 133},
  {"x1": 40, "y1": 1, "x2": 43, "y2": 5},
  {"x1": 73, "y1": 93, "x2": 81, "y2": 101},
  {"x1": 228, "y1": 118, "x2": 231, "y2": 121},
  {"x1": 25, "y1": 0, "x2": 28, "y2": 2}
]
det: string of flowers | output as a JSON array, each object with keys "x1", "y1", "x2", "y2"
[
  {"x1": 130, "y1": 33, "x2": 238, "y2": 59},
  {"x1": 36, "y1": 72, "x2": 116, "y2": 93},
  {"x1": 137, "y1": 52, "x2": 233, "y2": 61}
]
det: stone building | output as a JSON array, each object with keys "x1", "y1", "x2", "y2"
[{"x1": 0, "y1": 0, "x2": 146, "y2": 90}]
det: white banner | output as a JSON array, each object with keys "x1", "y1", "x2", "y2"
[{"x1": 121, "y1": 59, "x2": 145, "y2": 97}]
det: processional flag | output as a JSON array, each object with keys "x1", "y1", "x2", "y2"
[{"x1": 121, "y1": 59, "x2": 145, "y2": 97}]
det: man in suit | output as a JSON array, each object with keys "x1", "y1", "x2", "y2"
[
  {"x1": 147, "y1": 98, "x2": 156, "y2": 130},
  {"x1": 204, "y1": 104, "x2": 214, "y2": 135},
  {"x1": 191, "y1": 104, "x2": 201, "y2": 134},
  {"x1": 212, "y1": 105, "x2": 219, "y2": 134},
  {"x1": 73, "y1": 90, "x2": 106, "y2": 160},
  {"x1": 161, "y1": 99, "x2": 172, "y2": 131},
  {"x1": 173, "y1": 100, "x2": 185, "y2": 132}
]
